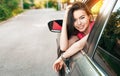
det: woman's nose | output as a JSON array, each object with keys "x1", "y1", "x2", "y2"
[{"x1": 77, "y1": 19, "x2": 81, "y2": 25}]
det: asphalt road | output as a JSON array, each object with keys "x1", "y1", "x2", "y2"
[{"x1": 0, "y1": 8, "x2": 64, "y2": 76}]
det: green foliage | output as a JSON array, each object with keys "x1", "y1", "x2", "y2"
[
  {"x1": 99, "y1": 8, "x2": 120, "y2": 52},
  {"x1": 12, "y1": 8, "x2": 23, "y2": 16},
  {"x1": 0, "y1": 4, "x2": 12, "y2": 21},
  {"x1": 44, "y1": 1, "x2": 60, "y2": 10},
  {"x1": 0, "y1": 0, "x2": 23, "y2": 21},
  {"x1": 23, "y1": 2, "x2": 31, "y2": 9},
  {"x1": 53, "y1": 2, "x2": 60, "y2": 10},
  {"x1": 23, "y1": 0, "x2": 35, "y2": 9},
  {"x1": 2, "y1": 0, "x2": 19, "y2": 11},
  {"x1": 44, "y1": 1, "x2": 53, "y2": 8},
  {"x1": 30, "y1": 0, "x2": 34, "y2": 6}
]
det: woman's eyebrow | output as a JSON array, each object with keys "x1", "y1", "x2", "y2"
[{"x1": 80, "y1": 15, "x2": 85, "y2": 17}]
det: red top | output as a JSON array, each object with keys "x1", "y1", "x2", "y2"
[{"x1": 77, "y1": 21, "x2": 94, "y2": 39}]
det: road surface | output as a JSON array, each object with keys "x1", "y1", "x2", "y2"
[{"x1": 0, "y1": 8, "x2": 64, "y2": 76}]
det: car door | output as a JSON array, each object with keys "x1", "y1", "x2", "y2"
[
  {"x1": 66, "y1": 0, "x2": 119, "y2": 76},
  {"x1": 87, "y1": 0, "x2": 120, "y2": 75}
]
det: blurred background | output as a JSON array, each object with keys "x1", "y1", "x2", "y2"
[{"x1": 0, "y1": 0, "x2": 102, "y2": 22}]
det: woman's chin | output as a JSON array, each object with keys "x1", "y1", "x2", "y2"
[{"x1": 78, "y1": 29, "x2": 85, "y2": 32}]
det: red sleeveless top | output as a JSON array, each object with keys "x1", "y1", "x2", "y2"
[{"x1": 77, "y1": 21, "x2": 94, "y2": 39}]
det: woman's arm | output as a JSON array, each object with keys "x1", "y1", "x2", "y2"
[
  {"x1": 53, "y1": 34, "x2": 89, "y2": 72},
  {"x1": 60, "y1": 16, "x2": 69, "y2": 51},
  {"x1": 62, "y1": 34, "x2": 89, "y2": 58},
  {"x1": 60, "y1": 5, "x2": 72, "y2": 51}
]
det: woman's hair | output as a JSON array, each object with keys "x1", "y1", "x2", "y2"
[{"x1": 67, "y1": 1, "x2": 92, "y2": 39}]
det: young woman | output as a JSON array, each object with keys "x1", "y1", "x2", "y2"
[{"x1": 53, "y1": 1, "x2": 94, "y2": 73}]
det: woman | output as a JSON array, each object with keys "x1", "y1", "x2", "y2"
[{"x1": 53, "y1": 1, "x2": 94, "y2": 73}]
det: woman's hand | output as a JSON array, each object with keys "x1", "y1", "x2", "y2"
[
  {"x1": 53, "y1": 57, "x2": 64, "y2": 72},
  {"x1": 64, "y1": 4, "x2": 72, "y2": 18},
  {"x1": 65, "y1": 5, "x2": 72, "y2": 13}
]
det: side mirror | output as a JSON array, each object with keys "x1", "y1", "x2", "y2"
[{"x1": 48, "y1": 20, "x2": 63, "y2": 33}]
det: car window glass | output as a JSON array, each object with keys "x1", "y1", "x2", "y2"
[{"x1": 93, "y1": 0, "x2": 120, "y2": 76}]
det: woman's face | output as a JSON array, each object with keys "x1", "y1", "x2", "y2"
[{"x1": 73, "y1": 9, "x2": 90, "y2": 33}]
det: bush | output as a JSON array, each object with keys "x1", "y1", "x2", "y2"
[
  {"x1": 0, "y1": 0, "x2": 23, "y2": 21},
  {"x1": 12, "y1": 8, "x2": 23, "y2": 16},
  {"x1": 44, "y1": 1, "x2": 60, "y2": 10},
  {"x1": 44, "y1": 1, "x2": 54, "y2": 8},
  {"x1": 23, "y1": 2, "x2": 31, "y2": 9},
  {"x1": 53, "y1": 2, "x2": 60, "y2": 11},
  {"x1": 0, "y1": 4, "x2": 12, "y2": 21},
  {"x1": 3, "y1": 0, "x2": 19, "y2": 11}
]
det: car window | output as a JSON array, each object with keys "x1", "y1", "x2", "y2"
[{"x1": 93, "y1": 0, "x2": 120, "y2": 76}]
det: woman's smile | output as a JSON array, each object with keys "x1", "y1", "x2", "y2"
[{"x1": 77, "y1": 24, "x2": 84, "y2": 29}]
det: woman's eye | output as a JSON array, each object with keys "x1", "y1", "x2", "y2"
[{"x1": 80, "y1": 16, "x2": 85, "y2": 19}]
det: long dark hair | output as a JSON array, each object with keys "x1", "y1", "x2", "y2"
[{"x1": 67, "y1": 2, "x2": 92, "y2": 39}]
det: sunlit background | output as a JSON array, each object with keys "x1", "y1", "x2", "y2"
[
  {"x1": 21, "y1": 0, "x2": 103, "y2": 15},
  {"x1": 0, "y1": 0, "x2": 102, "y2": 21}
]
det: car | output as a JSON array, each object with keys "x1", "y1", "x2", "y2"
[{"x1": 48, "y1": 0, "x2": 120, "y2": 76}]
